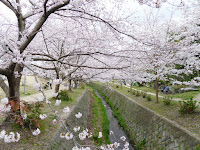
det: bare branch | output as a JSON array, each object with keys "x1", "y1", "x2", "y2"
[
  {"x1": 0, "y1": 0, "x2": 18, "y2": 16},
  {"x1": 19, "y1": 0, "x2": 70, "y2": 53},
  {"x1": 0, "y1": 76, "x2": 9, "y2": 97},
  {"x1": 0, "y1": 68, "x2": 10, "y2": 76},
  {"x1": 43, "y1": 0, "x2": 49, "y2": 17},
  {"x1": 32, "y1": 64, "x2": 56, "y2": 70}
]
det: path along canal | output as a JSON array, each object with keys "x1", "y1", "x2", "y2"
[{"x1": 95, "y1": 91, "x2": 134, "y2": 150}]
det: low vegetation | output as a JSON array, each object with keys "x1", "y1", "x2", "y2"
[
  {"x1": 58, "y1": 90, "x2": 72, "y2": 101},
  {"x1": 108, "y1": 84, "x2": 200, "y2": 137},
  {"x1": 91, "y1": 90, "x2": 110, "y2": 145},
  {"x1": 96, "y1": 89, "x2": 136, "y2": 148},
  {"x1": 179, "y1": 97, "x2": 200, "y2": 114},
  {"x1": 0, "y1": 87, "x2": 85, "y2": 150},
  {"x1": 163, "y1": 97, "x2": 172, "y2": 106}
]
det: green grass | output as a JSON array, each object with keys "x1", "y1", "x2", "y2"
[
  {"x1": 96, "y1": 89, "x2": 136, "y2": 148},
  {"x1": 44, "y1": 88, "x2": 85, "y2": 114},
  {"x1": 107, "y1": 84, "x2": 200, "y2": 137},
  {"x1": 167, "y1": 90, "x2": 200, "y2": 100},
  {"x1": 1, "y1": 87, "x2": 85, "y2": 150},
  {"x1": 112, "y1": 83, "x2": 200, "y2": 100},
  {"x1": 91, "y1": 89, "x2": 111, "y2": 145}
]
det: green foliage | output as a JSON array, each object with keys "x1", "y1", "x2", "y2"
[
  {"x1": 178, "y1": 97, "x2": 199, "y2": 114},
  {"x1": 136, "y1": 138, "x2": 146, "y2": 150},
  {"x1": 80, "y1": 83, "x2": 86, "y2": 89},
  {"x1": 132, "y1": 90, "x2": 136, "y2": 95},
  {"x1": 195, "y1": 145, "x2": 200, "y2": 150},
  {"x1": 97, "y1": 89, "x2": 129, "y2": 137},
  {"x1": 142, "y1": 92, "x2": 147, "y2": 98},
  {"x1": 163, "y1": 97, "x2": 172, "y2": 106},
  {"x1": 22, "y1": 102, "x2": 44, "y2": 129},
  {"x1": 146, "y1": 95, "x2": 152, "y2": 101},
  {"x1": 58, "y1": 90, "x2": 72, "y2": 101},
  {"x1": 23, "y1": 92, "x2": 31, "y2": 96},
  {"x1": 92, "y1": 90, "x2": 111, "y2": 145},
  {"x1": 136, "y1": 91, "x2": 141, "y2": 97}
]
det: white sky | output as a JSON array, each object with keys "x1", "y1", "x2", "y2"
[{"x1": 0, "y1": 0, "x2": 191, "y2": 30}]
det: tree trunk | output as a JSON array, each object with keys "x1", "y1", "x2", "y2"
[
  {"x1": 55, "y1": 84, "x2": 60, "y2": 93},
  {"x1": 74, "y1": 79, "x2": 77, "y2": 89},
  {"x1": 68, "y1": 79, "x2": 72, "y2": 92},
  {"x1": 6, "y1": 73, "x2": 22, "y2": 122},
  {"x1": 0, "y1": 76, "x2": 9, "y2": 97},
  {"x1": 130, "y1": 82, "x2": 132, "y2": 92},
  {"x1": 156, "y1": 78, "x2": 159, "y2": 103}
]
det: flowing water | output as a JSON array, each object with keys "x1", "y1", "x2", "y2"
[{"x1": 95, "y1": 91, "x2": 134, "y2": 150}]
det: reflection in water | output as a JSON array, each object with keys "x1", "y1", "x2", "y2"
[{"x1": 95, "y1": 91, "x2": 134, "y2": 150}]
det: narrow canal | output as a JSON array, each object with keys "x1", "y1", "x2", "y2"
[{"x1": 95, "y1": 91, "x2": 134, "y2": 150}]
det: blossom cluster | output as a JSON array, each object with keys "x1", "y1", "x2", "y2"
[
  {"x1": 0, "y1": 98, "x2": 11, "y2": 114},
  {"x1": 72, "y1": 146, "x2": 91, "y2": 150},
  {"x1": 32, "y1": 128, "x2": 41, "y2": 136},
  {"x1": 0, "y1": 130, "x2": 20, "y2": 143},
  {"x1": 39, "y1": 114, "x2": 47, "y2": 120},
  {"x1": 100, "y1": 141, "x2": 129, "y2": 150},
  {"x1": 53, "y1": 79, "x2": 62, "y2": 85},
  {"x1": 78, "y1": 128, "x2": 92, "y2": 140}
]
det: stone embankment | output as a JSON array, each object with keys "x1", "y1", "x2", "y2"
[
  {"x1": 90, "y1": 82, "x2": 200, "y2": 150},
  {"x1": 47, "y1": 89, "x2": 90, "y2": 150}
]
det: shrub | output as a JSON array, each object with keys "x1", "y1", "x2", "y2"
[
  {"x1": 13, "y1": 101, "x2": 45, "y2": 130},
  {"x1": 136, "y1": 138, "x2": 146, "y2": 150},
  {"x1": 142, "y1": 92, "x2": 147, "y2": 98},
  {"x1": 163, "y1": 97, "x2": 172, "y2": 105},
  {"x1": 80, "y1": 83, "x2": 86, "y2": 89},
  {"x1": 146, "y1": 95, "x2": 152, "y2": 101},
  {"x1": 178, "y1": 97, "x2": 199, "y2": 114},
  {"x1": 58, "y1": 90, "x2": 71, "y2": 101},
  {"x1": 135, "y1": 91, "x2": 141, "y2": 97},
  {"x1": 132, "y1": 90, "x2": 136, "y2": 95}
]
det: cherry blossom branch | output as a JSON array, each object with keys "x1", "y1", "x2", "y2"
[{"x1": 0, "y1": 0, "x2": 18, "y2": 16}]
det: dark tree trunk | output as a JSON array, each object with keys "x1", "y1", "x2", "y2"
[
  {"x1": 6, "y1": 72, "x2": 22, "y2": 122},
  {"x1": 156, "y1": 78, "x2": 159, "y2": 103},
  {"x1": 0, "y1": 76, "x2": 9, "y2": 97},
  {"x1": 74, "y1": 79, "x2": 77, "y2": 89},
  {"x1": 55, "y1": 84, "x2": 60, "y2": 93},
  {"x1": 130, "y1": 82, "x2": 133, "y2": 92},
  {"x1": 69, "y1": 79, "x2": 72, "y2": 92}
]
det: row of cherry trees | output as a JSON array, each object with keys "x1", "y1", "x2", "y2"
[
  {"x1": 115, "y1": 0, "x2": 200, "y2": 102},
  {"x1": 0, "y1": 0, "x2": 199, "y2": 148}
]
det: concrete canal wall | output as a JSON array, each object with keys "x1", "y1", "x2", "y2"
[{"x1": 90, "y1": 83, "x2": 200, "y2": 150}]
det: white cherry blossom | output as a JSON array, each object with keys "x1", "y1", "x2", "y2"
[
  {"x1": 75, "y1": 112, "x2": 82, "y2": 118},
  {"x1": 32, "y1": 128, "x2": 41, "y2": 136}
]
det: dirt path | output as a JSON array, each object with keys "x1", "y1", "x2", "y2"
[
  {"x1": 21, "y1": 84, "x2": 67, "y2": 103},
  {"x1": 120, "y1": 85, "x2": 182, "y2": 102},
  {"x1": 194, "y1": 93, "x2": 200, "y2": 102},
  {"x1": 121, "y1": 85, "x2": 200, "y2": 103}
]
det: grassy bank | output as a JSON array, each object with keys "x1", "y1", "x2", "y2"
[
  {"x1": 0, "y1": 88, "x2": 85, "y2": 150},
  {"x1": 87, "y1": 86, "x2": 110, "y2": 146},
  {"x1": 110, "y1": 85, "x2": 200, "y2": 137},
  {"x1": 96, "y1": 89, "x2": 138, "y2": 149},
  {"x1": 125, "y1": 84, "x2": 200, "y2": 100}
]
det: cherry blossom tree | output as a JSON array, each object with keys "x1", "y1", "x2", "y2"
[{"x1": 0, "y1": 0, "x2": 132, "y2": 115}]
